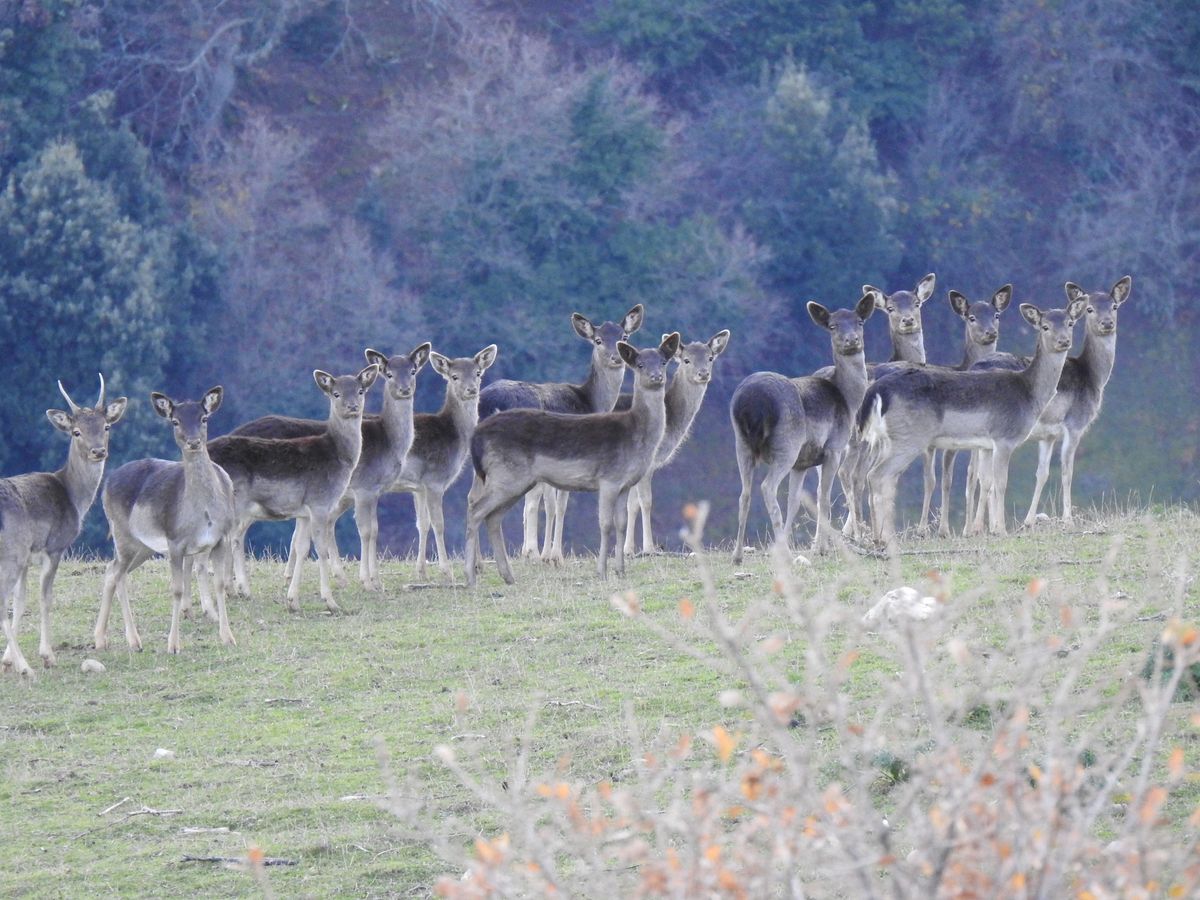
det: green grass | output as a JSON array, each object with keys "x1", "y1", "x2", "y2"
[{"x1": 2, "y1": 507, "x2": 1199, "y2": 897}]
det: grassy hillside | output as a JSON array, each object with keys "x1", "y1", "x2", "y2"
[{"x1": 2, "y1": 506, "x2": 1199, "y2": 896}]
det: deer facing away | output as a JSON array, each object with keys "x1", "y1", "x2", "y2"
[
  {"x1": 479, "y1": 305, "x2": 643, "y2": 562},
  {"x1": 730, "y1": 294, "x2": 875, "y2": 562},
  {"x1": 465, "y1": 334, "x2": 680, "y2": 586},
  {"x1": 97, "y1": 388, "x2": 236, "y2": 654},
  {"x1": 1, "y1": 376, "x2": 127, "y2": 675}
]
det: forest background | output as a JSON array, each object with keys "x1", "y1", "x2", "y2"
[{"x1": 1, "y1": 0, "x2": 1197, "y2": 554}]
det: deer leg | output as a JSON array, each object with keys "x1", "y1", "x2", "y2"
[
  {"x1": 209, "y1": 541, "x2": 236, "y2": 646},
  {"x1": 95, "y1": 557, "x2": 120, "y2": 651},
  {"x1": 596, "y1": 485, "x2": 617, "y2": 579},
  {"x1": 231, "y1": 521, "x2": 252, "y2": 598},
  {"x1": 732, "y1": 437, "x2": 755, "y2": 565},
  {"x1": 938, "y1": 451, "x2": 955, "y2": 538},
  {"x1": 1059, "y1": 432, "x2": 1079, "y2": 525},
  {"x1": 355, "y1": 494, "x2": 382, "y2": 591},
  {"x1": 166, "y1": 550, "x2": 187, "y2": 654},
  {"x1": 520, "y1": 485, "x2": 543, "y2": 558},
  {"x1": 284, "y1": 517, "x2": 309, "y2": 612},
  {"x1": 840, "y1": 443, "x2": 861, "y2": 540},
  {"x1": 180, "y1": 555, "x2": 193, "y2": 619},
  {"x1": 116, "y1": 568, "x2": 143, "y2": 652},
  {"x1": 1, "y1": 562, "x2": 33, "y2": 676},
  {"x1": 623, "y1": 484, "x2": 640, "y2": 557},
  {"x1": 542, "y1": 489, "x2": 568, "y2": 564},
  {"x1": 1023, "y1": 438, "x2": 1055, "y2": 527},
  {"x1": 487, "y1": 508, "x2": 514, "y2": 585},
  {"x1": 36, "y1": 553, "x2": 61, "y2": 667},
  {"x1": 2, "y1": 570, "x2": 28, "y2": 668},
  {"x1": 638, "y1": 477, "x2": 655, "y2": 554},
  {"x1": 414, "y1": 490, "x2": 431, "y2": 580},
  {"x1": 426, "y1": 490, "x2": 453, "y2": 580},
  {"x1": 195, "y1": 553, "x2": 218, "y2": 622},
  {"x1": 760, "y1": 458, "x2": 792, "y2": 553},
  {"x1": 988, "y1": 447, "x2": 1014, "y2": 535},
  {"x1": 783, "y1": 469, "x2": 809, "y2": 542},
  {"x1": 968, "y1": 450, "x2": 993, "y2": 536},
  {"x1": 814, "y1": 454, "x2": 843, "y2": 554},
  {"x1": 918, "y1": 450, "x2": 936, "y2": 537},
  {"x1": 312, "y1": 515, "x2": 341, "y2": 612},
  {"x1": 612, "y1": 487, "x2": 631, "y2": 577}
]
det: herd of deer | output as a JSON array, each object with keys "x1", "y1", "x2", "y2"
[{"x1": 0, "y1": 275, "x2": 1129, "y2": 674}]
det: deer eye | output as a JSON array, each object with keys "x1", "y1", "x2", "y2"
[
  {"x1": 994, "y1": 313, "x2": 1001, "y2": 319},
  {"x1": 410, "y1": 367, "x2": 417, "y2": 375},
  {"x1": 104, "y1": 424, "x2": 111, "y2": 431},
  {"x1": 200, "y1": 416, "x2": 208, "y2": 424},
  {"x1": 1087, "y1": 306, "x2": 1094, "y2": 314},
  {"x1": 385, "y1": 370, "x2": 394, "y2": 379},
  {"x1": 1042, "y1": 324, "x2": 1050, "y2": 331},
  {"x1": 886, "y1": 306, "x2": 895, "y2": 313},
  {"x1": 594, "y1": 338, "x2": 602, "y2": 345},
  {"x1": 72, "y1": 429, "x2": 81, "y2": 437},
  {"x1": 683, "y1": 358, "x2": 691, "y2": 364},
  {"x1": 968, "y1": 315, "x2": 976, "y2": 322},
  {"x1": 170, "y1": 419, "x2": 180, "y2": 426},
  {"x1": 333, "y1": 392, "x2": 341, "y2": 398},
  {"x1": 358, "y1": 388, "x2": 365, "y2": 395},
  {"x1": 451, "y1": 375, "x2": 459, "y2": 381}
]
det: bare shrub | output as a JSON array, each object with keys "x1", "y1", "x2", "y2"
[{"x1": 381, "y1": 508, "x2": 1200, "y2": 897}]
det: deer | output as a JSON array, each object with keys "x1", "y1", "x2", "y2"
[
  {"x1": 859, "y1": 295, "x2": 1088, "y2": 551},
  {"x1": 207, "y1": 364, "x2": 379, "y2": 611},
  {"x1": 479, "y1": 305, "x2": 643, "y2": 563},
  {"x1": 1, "y1": 376, "x2": 127, "y2": 675},
  {"x1": 730, "y1": 294, "x2": 875, "y2": 564},
  {"x1": 230, "y1": 344, "x2": 432, "y2": 591},
  {"x1": 465, "y1": 334, "x2": 679, "y2": 587},
  {"x1": 96, "y1": 388, "x2": 236, "y2": 654},
  {"x1": 622, "y1": 329, "x2": 731, "y2": 556},
  {"x1": 936, "y1": 285, "x2": 1019, "y2": 537},
  {"x1": 825, "y1": 274, "x2": 936, "y2": 542},
  {"x1": 966, "y1": 276, "x2": 1132, "y2": 528}
]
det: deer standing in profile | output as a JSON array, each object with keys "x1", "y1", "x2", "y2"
[
  {"x1": 479, "y1": 306, "x2": 643, "y2": 562},
  {"x1": 860, "y1": 296, "x2": 1087, "y2": 550},
  {"x1": 96, "y1": 388, "x2": 236, "y2": 654},
  {"x1": 207, "y1": 365, "x2": 379, "y2": 611},
  {"x1": 465, "y1": 334, "x2": 679, "y2": 586},
  {"x1": 230, "y1": 344, "x2": 431, "y2": 591},
  {"x1": 731, "y1": 295, "x2": 875, "y2": 562},
  {"x1": 1, "y1": 376, "x2": 126, "y2": 675},
  {"x1": 622, "y1": 330, "x2": 730, "y2": 556},
  {"x1": 966, "y1": 276, "x2": 1132, "y2": 528}
]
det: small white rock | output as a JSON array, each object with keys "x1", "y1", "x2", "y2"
[
  {"x1": 792, "y1": 554, "x2": 812, "y2": 567},
  {"x1": 153, "y1": 748, "x2": 176, "y2": 760},
  {"x1": 719, "y1": 689, "x2": 743, "y2": 708},
  {"x1": 80, "y1": 659, "x2": 106, "y2": 674},
  {"x1": 862, "y1": 587, "x2": 939, "y2": 626}
]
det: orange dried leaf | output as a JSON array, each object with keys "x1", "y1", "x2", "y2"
[
  {"x1": 759, "y1": 635, "x2": 786, "y2": 655},
  {"x1": 1170, "y1": 884, "x2": 1188, "y2": 897},
  {"x1": 704, "y1": 844, "x2": 722, "y2": 864},
  {"x1": 678, "y1": 598, "x2": 695, "y2": 619},
  {"x1": 1169, "y1": 747, "x2": 1186, "y2": 780},
  {"x1": 672, "y1": 733, "x2": 693, "y2": 759},
  {"x1": 1059, "y1": 605, "x2": 1074, "y2": 628},
  {"x1": 713, "y1": 726, "x2": 739, "y2": 764},
  {"x1": 1011, "y1": 872, "x2": 1026, "y2": 889},
  {"x1": 1027, "y1": 577, "x2": 1047, "y2": 597},
  {"x1": 1140, "y1": 786, "x2": 1168, "y2": 824},
  {"x1": 553, "y1": 782, "x2": 571, "y2": 800},
  {"x1": 246, "y1": 845, "x2": 265, "y2": 868},
  {"x1": 454, "y1": 690, "x2": 471, "y2": 713},
  {"x1": 536, "y1": 783, "x2": 552, "y2": 798},
  {"x1": 838, "y1": 649, "x2": 861, "y2": 671},
  {"x1": 979, "y1": 772, "x2": 997, "y2": 787},
  {"x1": 682, "y1": 502, "x2": 699, "y2": 521},
  {"x1": 717, "y1": 868, "x2": 740, "y2": 890}
]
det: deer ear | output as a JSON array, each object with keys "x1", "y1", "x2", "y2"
[
  {"x1": 410, "y1": 342, "x2": 432, "y2": 370},
  {"x1": 659, "y1": 332, "x2": 681, "y2": 359},
  {"x1": 807, "y1": 302, "x2": 832, "y2": 330},
  {"x1": 358, "y1": 364, "x2": 380, "y2": 388},
  {"x1": 853, "y1": 293, "x2": 876, "y2": 322},
  {"x1": 46, "y1": 409, "x2": 73, "y2": 433},
  {"x1": 314, "y1": 370, "x2": 336, "y2": 394},
  {"x1": 992, "y1": 284, "x2": 1013, "y2": 312},
  {"x1": 948, "y1": 291, "x2": 969, "y2": 317},
  {"x1": 622, "y1": 304, "x2": 645, "y2": 335},
  {"x1": 1018, "y1": 304, "x2": 1041, "y2": 328},
  {"x1": 863, "y1": 286, "x2": 886, "y2": 310},
  {"x1": 708, "y1": 329, "x2": 731, "y2": 357},
  {"x1": 1111, "y1": 275, "x2": 1132, "y2": 306},
  {"x1": 617, "y1": 341, "x2": 639, "y2": 368},
  {"x1": 474, "y1": 344, "x2": 498, "y2": 370},
  {"x1": 104, "y1": 397, "x2": 128, "y2": 425},
  {"x1": 428, "y1": 352, "x2": 452, "y2": 378},
  {"x1": 1064, "y1": 282, "x2": 1087, "y2": 305},
  {"x1": 364, "y1": 348, "x2": 388, "y2": 370},
  {"x1": 202, "y1": 387, "x2": 223, "y2": 415},
  {"x1": 150, "y1": 392, "x2": 173, "y2": 418},
  {"x1": 571, "y1": 313, "x2": 595, "y2": 341},
  {"x1": 1067, "y1": 298, "x2": 1088, "y2": 323},
  {"x1": 915, "y1": 273, "x2": 936, "y2": 304}
]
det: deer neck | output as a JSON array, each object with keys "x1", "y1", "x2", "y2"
[
  {"x1": 959, "y1": 329, "x2": 993, "y2": 369},
  {"x1": 890, "y1": 329, "x2": 926, "y2": 364},
  {"x1": 1077, "y1": 327, "x2": 1117, "y2": 392},
  {"x1": 57, "y1": 444, "x2": 106, "y2": 521},
  {"x1": 381, "y1": 392, "x2": 415, "y2": 451},
  {"x1": 327, "y1": 408, "x2": 365, "y2": 466},
  {"x1": 1020, "y1": 338, "x2": 1070, "y2": 409},
  {"x1": 180, "y1": 446, "x2": 224, "y2": 499},
  {"x1": 630, "y1": 379, "x2": 668, "y2": 443},
  {"x1": 439, "y1": 385, "x2": 479, "y2": 436},
  {"x1": 832, "y1": 348, "x2": 870, "y2": 412},
  {"x1": 662, "y1": 374, "x2": 707, "y2": 451},
  {"x1": 580, "y1": 357, "x2": 625, "y2": 412}
]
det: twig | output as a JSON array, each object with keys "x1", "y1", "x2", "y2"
[
  {"x1": 72, "y1": 805, "x2": 183, "y2": 839},
  {"x1": 99, "y1": 796, "x2": 133, "y2": 817},
  {"x1": 180, "y1": 826, "x2": 234, "y2": 834},
  {"x1": 543, "y1": 700, "x2": 601, "y2": 711},
  {"x1": 181, "y1": 854, "x2": 298, "y2": 867},
  {"x1": 263, "y1": 698, "x2": 305, "y2": 706}
]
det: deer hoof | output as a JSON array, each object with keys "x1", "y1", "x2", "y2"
[{"x1": 220, "y1": 629, "x2": 237, "y2": 646}]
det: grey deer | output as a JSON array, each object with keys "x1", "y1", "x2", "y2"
[
  {"x1": 232, "y1": 344, "x2": 431, "y2": 591},
  {"x1": 622, "y1": 329, "x2": 731, "y2": 556},
  {"x1": 466, "y1": 334, "x2": 679, "y2": 587},
  {"x1": 1, "y1": 376, "x2": 127, "y2": 675},
  {"x1": 967, "y1": 276, "x2": 1132, "y2": 528},
  {"x1": 207, "y1": 364, "x2": 379, "y2": 611},
  {"x1": 97, "y1": 388, "x2": 236, "y2": 654},
  {"x1": 479, "y1": 305, "x2": 643, "y2": 562},
  {"x1": 730, "y1": 294, "x2": 876, "y2": 563},
  {"x1": 859, "y1": 296, "x2": 1087, "y2": 550}
]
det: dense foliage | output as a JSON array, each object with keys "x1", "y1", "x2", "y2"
[{"x1": 1, "y1": 0, "x2": 1196, "y2": 551}]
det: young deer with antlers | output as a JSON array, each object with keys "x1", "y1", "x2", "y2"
[
  {"x1": 1, "y1": 376, "x2": 126, "y2": 675},
  {"x1": 97, "y1": 388, "x2": 236, "y2": 654},
  {"x1": 622, "y1": 329, "x2": 730, "y2": 556},
  {"x1": 731, "y1": 295, "x2": 875, "y2": 562},
  {"x1": 207, "y1": 364, "x2": 379, "y2": 611},
  {"x1": 860, "y1": 296, "x2": 1087, "y2": 549},
  {"x1": 231, "y1": 344, "x2": 431, "y2": 591},
  {"x1": 466, "y1": 334, "x2": 679, "y2": 586},
  {"x1": 479, "y1": 306, "x2": 643, "y2": 562}
]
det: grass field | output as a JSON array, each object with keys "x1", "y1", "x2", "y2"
[{"x1": 2, "y1": 506, "x2": 1199, "y2": 897}]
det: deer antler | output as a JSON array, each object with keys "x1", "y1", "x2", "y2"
[
  {"x1": 96, "y1": 373, "x2": 106, "y2": 410},
  {"x1": 57, "y1": 380, "x2": 81, "y2": 413}
]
